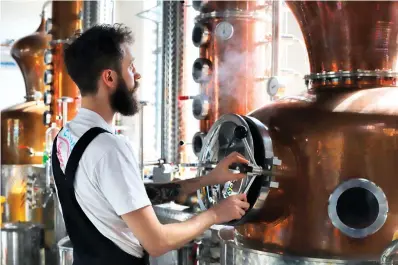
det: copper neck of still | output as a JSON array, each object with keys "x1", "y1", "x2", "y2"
[{"x1": 287, "y1": 1, "x2": 398, "y2": 91}]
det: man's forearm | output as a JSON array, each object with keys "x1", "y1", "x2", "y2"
[
  {"x1": 145, "y1": 175, "x2": 213, "y2": 205},
  {"x1": 158, "y1": 210, "x2": 216, "y2": 255},
  {"x1": 122, "y1": 205, "x2": 219, "y2": 257}
]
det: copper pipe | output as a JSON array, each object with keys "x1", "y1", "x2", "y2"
[
  {"x1": 50, "y1": 0, "x2": 83, "y2": 126},
  {"x1": 51, "y1": 43, "x2": 80, "y2": 126},
  {"x1": 51, "y1": 1, "x2": 83, "y2": 40}
]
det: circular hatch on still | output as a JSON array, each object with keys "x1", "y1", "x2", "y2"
[{"x1": 195, "y1": 113, "x2": 280, "y2": 225}]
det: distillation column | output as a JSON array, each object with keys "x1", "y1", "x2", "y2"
[{"x1": 190, "y1": 1, "x2": 271, "y2": 156}]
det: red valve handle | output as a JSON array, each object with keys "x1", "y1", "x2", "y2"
[{"x1": 178, "y1": 96, "x2": 195, "y2": 100}]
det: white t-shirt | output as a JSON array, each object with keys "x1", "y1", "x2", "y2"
[{"x1": 54, "y1": 108, "x2": 151, "y2": 258}]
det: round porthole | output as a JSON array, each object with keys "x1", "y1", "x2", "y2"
[
  {"x1": 328, "y1": 178, "x2": 388, "y2": 238},
  {"x1": 192, "y1": 58, "x2": 212, "y2": 83},
  {"x1": 192, "y1": 132, "x2": 206, "y2": 157},
  {"x1": 192, "y1": 23, "x2": 210, "y2": 47},
  {"x1": 192, "y1": 94, "x2": 209, "y2": 120}
]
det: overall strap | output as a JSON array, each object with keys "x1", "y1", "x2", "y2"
[
  {"x1": 51, "y1": 127, "x2": 63, "y2": 173},
  {"x1": 64, "y1": 127, "x2": 110, "y2": 187},
  {"x1": 52, "y1": 126, "x2": 149, "y2": 264}
]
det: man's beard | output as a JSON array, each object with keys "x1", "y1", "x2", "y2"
[{"x1": 109, "y1": 76, "x2": 139, "y2": 116}]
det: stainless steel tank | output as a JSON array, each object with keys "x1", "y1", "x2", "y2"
[
  {"x1": 0, "y1": 222, "x2": 44, "y2": 265},
  {"x1": 57, "y1": 236, "x2": 73, "y2": 265}
]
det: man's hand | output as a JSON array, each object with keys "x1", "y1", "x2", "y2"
[
  {"x1": 208, "y1": 193, "x2": 250, "y2": 224},
  {"x1": 206, "y1": 152, "x2": 249, "y2": 186},
  {"x1": 144, "y1": 152, "x2": 249, "y2": 205}
]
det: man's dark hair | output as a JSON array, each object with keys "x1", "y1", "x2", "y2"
[{"x1": 64, "y1": 23, "x2": 134, "y2": 96}]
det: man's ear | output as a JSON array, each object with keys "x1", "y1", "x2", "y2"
[{"x1": 101, "y1": 69, "x2": 117, "y2": 91}]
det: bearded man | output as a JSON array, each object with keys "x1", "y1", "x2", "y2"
[{"x1": 52, "y1": 24, "x2": 249, "y2": 265}]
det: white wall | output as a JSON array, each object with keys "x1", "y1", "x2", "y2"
[
  {"x1": 113, "y1": 0, "x2": 146, "y2": 150},
  {"x1": 0, "y1": 0, "x2": 46, "y2": 40},
  {"x1": 0, "y1": 0, "x2": 47, "y2": 110}
]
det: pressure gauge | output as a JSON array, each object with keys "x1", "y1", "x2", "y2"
[
  {"x1": 267, "y1": 76, "x2": 281, "y2": 96},
  {"x1": 215, "y1": 21, "x2": 234, "y2": 40}
]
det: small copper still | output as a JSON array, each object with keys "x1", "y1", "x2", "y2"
[
  {"x1": 10, "y1": 14, "x2": 50, "y2": 102},
  {"x1": 2, "y1": 1, "x2": 84, "y2": 164},
  {"x1": 233, "y1": 1, "x2": 398, "y2": 260},
  {"x1": 1, "y1": 14, "x2": 49, "y2": 165},
  {"x1": 190, "y1": 0, "x2": 271, "y2": 156}
]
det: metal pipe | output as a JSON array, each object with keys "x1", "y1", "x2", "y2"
[
  {"x1": 381, "y1": 239, "x2": 398, "y2": 264},
  {"x1": 83, "y1": 0, "x2": 114, "y2": 31},
  {"x1": 58, "y1": 96, "x2": 74, "y2": 126},
  {"x1": 160, "y1": 1, "x2": 185, "y2": 164},
  {"x1": 161, "y1": 1, "x2": 170, "y2": 162},
  {"x1": 62, "y1": 101, "x2": 68, "y2": 126},
  {"x1": 51, "y1": 0, "x2": 83, "y2": 126},
  {"x1": 160, "y1": 1, "x2": 169, "y2": 162},
  {"x1": 271, "y1": 0, "x2": 281, "y2": 77},
  {"x1": 139, "y1": 101, "x2": 147, "y2": 180},
  {"x1": 144, "y1": 159, "x2": 165, "y2": 167},
  {"x1": 83, "y1": 0, "x2": 100, "y2": 31}
]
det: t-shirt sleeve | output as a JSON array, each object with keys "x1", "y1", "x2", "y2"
[{"x1": 94, "y1": 142, "x2": 151, "y2": 216}]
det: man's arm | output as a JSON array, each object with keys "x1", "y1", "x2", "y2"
[
  {"x1": 145, "y1": 152, "x2": 249, "y2": 205},
  {"x1": 121, "y1": 194, "x2": 248, "y2": 257},
  {"x1": 144, "y1": 177, "x2": 210, "y2": 205},
  {"x1": 97, "y1": 143, "x2": 249, "y2": 257}
]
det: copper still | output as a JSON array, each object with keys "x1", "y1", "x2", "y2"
[
  {"x1": 197, "y1": 0, "x2": 398, "y2": 263},
  {"x1": 2, "y1": 14, "x2": 49, "y2": 166},
  {"x1": 43, "y1": 0, "x2": 83, "y2": 127},
  {"x1": 10, "y1": 14, "x2": 50, "y2": 102},
  {"x1": 1, "y1": 10, "x2": 50, "y2": 226},
  {"x1": 190, "y1": 0, "x2": 271, "y2": 156},
  {"x1": 1, "y1": 103, "x2": 48, "y2": 166},
  {"x1": 1, "y1": 104, "x2": 47, "y2": 222}
]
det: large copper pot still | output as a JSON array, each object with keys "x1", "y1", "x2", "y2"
[
  {"x1": 43, "y1": 0, "x2": 83, "y2": 127},
  {"x1": 235, "y1": 0, "x2": 398, "y2": 260},
  {"x1": 190, "y1": 0, "x2": 271, "y2": 156},
  {"x1": 197, "y1": 0, "x2": 398, "y2": 262}
]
